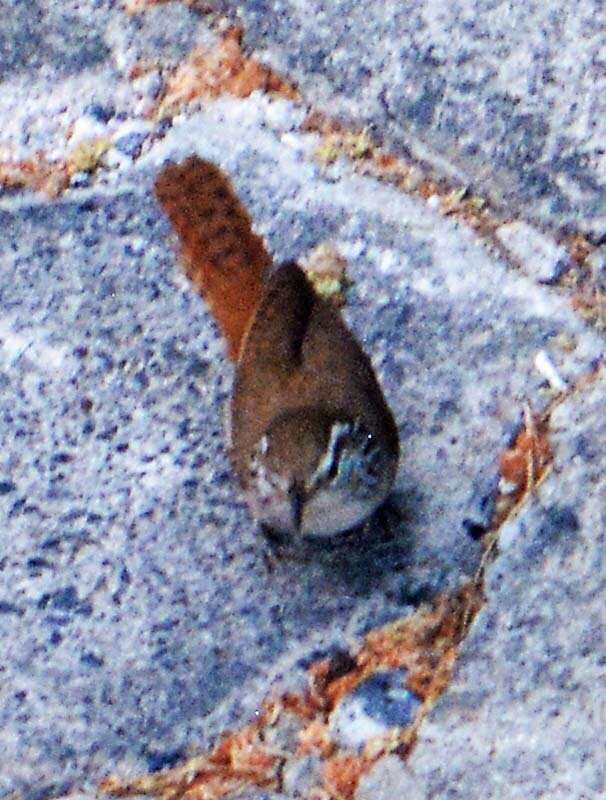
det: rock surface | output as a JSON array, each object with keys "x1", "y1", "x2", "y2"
[
  {"x1": 231, "y1": 0, "x2": 606, "y2": 238},
  {"x1": 402, "y1": 374, "x2": 606, "y2": 799},
  {"x1": 0, "y1": 3, "x2": 604, "y2": 800}
]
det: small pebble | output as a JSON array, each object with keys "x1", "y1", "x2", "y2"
[
  {"x1": 112, "y1": 119, "x2": 154, "y2": 159},
  {"x1": 83, "y1": 102, "x2": 115, "y2": 123},
  {"x1": 69, "y1": 116, "x2": 108, "y2": 147},
  {"x1": 70, "y1": 171, "x2": 92, "y2": 189},
  {"x1": 329, "y1": 669, "x2": 421, "y2": 751},
  {"x1": 114, "y1": 132, "x2": 148, "y2": 159}
]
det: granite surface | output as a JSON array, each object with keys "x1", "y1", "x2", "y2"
[
  {"x1": 0, "y1": 2, "x2": 604, "y2": 799},
  {"x1": 230, "y1": 0, "x2": 606, "y2": 238},
  {"x1": 398, "y1": 374, "x2": 606, "y2": 799}
]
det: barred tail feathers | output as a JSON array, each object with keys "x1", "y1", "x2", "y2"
[{"x1": 154, "y1": 155, "x2": 272, "y2": 359}]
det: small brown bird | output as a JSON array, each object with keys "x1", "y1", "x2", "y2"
[{"x1": 154, "y1": 156, "x2": 399, "y2": 539}]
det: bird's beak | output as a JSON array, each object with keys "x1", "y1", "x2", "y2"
[{"x1": 288, "y1": 483, "x2": 305, "y2": 533}]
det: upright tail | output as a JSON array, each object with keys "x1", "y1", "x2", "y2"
[{"x1": 154, "y1": 155, "x2": 272, "y2": 360}]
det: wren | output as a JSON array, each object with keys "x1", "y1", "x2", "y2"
[{"x1": 154, "y1": 156, "x2": 399, "y2": 539}]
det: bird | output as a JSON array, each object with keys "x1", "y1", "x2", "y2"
[{"x1": 154, "y1": 155, "x2": 399, "y2": 540}]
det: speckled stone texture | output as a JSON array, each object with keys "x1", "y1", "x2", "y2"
[
  {"x1": 0, "y1": 3, "x2": 605, "y2": 799},
  {"x1": 396, "y1": 374, "x2": 606, "y2": 799},
  {"x1": 230, "y1": 0, "x2": 606, "y2": 238},
  {"x1": 0, "y1": 98, "x2": 602, "y2": 798},
  {"x1": 356, "y1": 755, "x2": 419, "y2": 800},
  {"x1": 0, "y1": 0, "x2": 204, "y2": 157}
]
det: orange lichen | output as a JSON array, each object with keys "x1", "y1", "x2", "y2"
[
  {"x1": 564, "y1": 232, "x2": 594, "y2": 266},
  {"x1": 498, "y1": 406, "x2": 552, "y2": 499},
  {"x1": 0, "y1": 154, "x2": 70, "y2": 198},
  {"x1": 101, "y1": 581, "x2": 483, "y2": 800},
  {"x1": 157, "y1": 27, "x2": 298, "y2": 117},
  {"x1": 322, "y1": 754, "x2": 369, "y2": 800},
  {"x1": 308, "y1": 651, "x2": 360, "y2": 711},
  {"x1": 360, "y1": 583, "x2": 482, "y2": 703},
  {"x1": 297, "y1": 719, "x2": 334, "y2": 758},
  {"x1": 127, "y1": 59, "x2": 160, "y2": 81},
  {"x1": 570, "y1": 286, "x2": 606, "y2": 331},
  {"x1": 308, "y1": 585, "x2": 481, "y2": 713},
  {"x1": 0, "y1": 135, "x2": 113, "y2": 199},
  {"x1": 101, "y1": 715, "x2": 283, "y2": 800},
  {"x1": 280, "y1": 690, "x2": 318, "y2": 721}
]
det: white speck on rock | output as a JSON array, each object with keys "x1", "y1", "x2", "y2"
[
  {"x1": 0, "y1": 317, "x2": 72, "y2": 372},
  {"x1": 534, "y1": 350, "x2": 568, "y2": 392},
  {"x1": 69, "y1": 116, "x2": 108, "y2": 147},
  {"x1": 340, "y1": 239, "x2": 366, "y2": 260},
  {"x1": 105, "y1": 147, "x2": 133, "y2": 171},
  {"x1": 377, "y1": 249, "x2": 399, "y2": 274}
]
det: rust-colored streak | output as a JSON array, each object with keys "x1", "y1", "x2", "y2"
[
  {"x1": 158, "y1": 27, "x2": 298, "y2": 117},
  {"x1": 154, "y1": 154, "x2": 272, "y2": 359}
]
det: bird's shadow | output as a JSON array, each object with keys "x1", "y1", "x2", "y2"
[{"x1": 261, "y1": 488, "x2": 421, "y2": 597}]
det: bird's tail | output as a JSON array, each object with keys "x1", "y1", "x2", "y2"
[{"x1": 154, "y1": 155, "x2": 272, "y2": 360}]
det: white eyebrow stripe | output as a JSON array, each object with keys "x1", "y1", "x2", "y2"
[{"x1": 309, "y1": 420, "x2": 352, "y2": 488}]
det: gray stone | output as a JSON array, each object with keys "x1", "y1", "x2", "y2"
[
  {"x1": 0, "y1": 1, "x2": 109, "y2": 77},
  {"x1": 404, "y1": 374, "x2": 606, "y2": 799},
  {"x1": 0, "y1": 2, "x2": 204, "y2": 162},
  {"x1": 231, "y1": 0, "x2": 606, "y2": 237},
  {"x1": 104, "y1": 2, "x2": 204, "y2": 74},
  {"x1": 0, "y1": 4, "x2": 605, "y2": 799},
  {"x1": 328, "y1": 669, "x2": 421, "y2": 751},
  {"x1": 495, "y1": 220, "x2": 571, "y2": 284},
  {"x1": 281, "y1": 755, "x2": 323, "y2": 797},
  {"x1": 0, "y1": 2, "x2": 135, "y2": 157},
  {"x1": 0, "y1": 96, "x2": 601, "y2": 799},
  {"x1": 356, "y1": 755, "x2": 420, "y2": 800},
  {"x1": 83, "y1": 103, "x2": 116, "y2": 124},
  {"x1": 114, "y1": 132, "x2": 148, "y2": 159}
]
